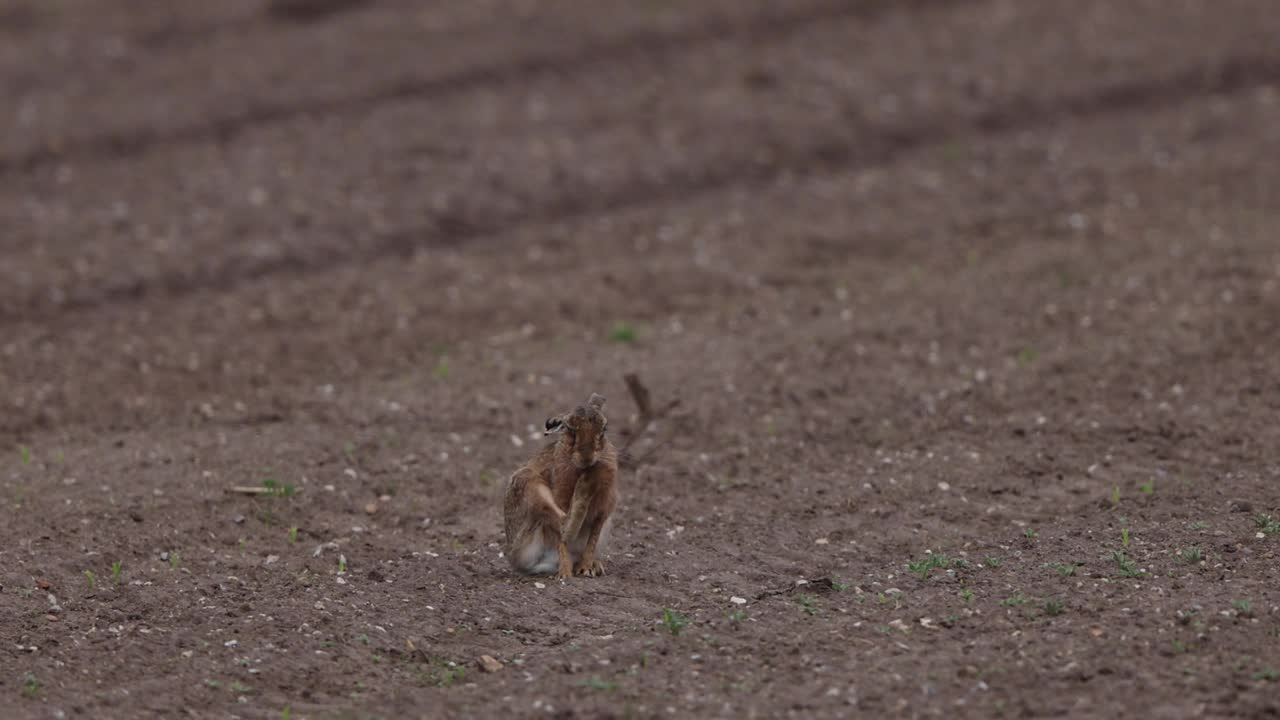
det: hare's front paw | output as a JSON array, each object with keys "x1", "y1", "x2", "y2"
[
  {"x1": 574, "y1": 557, "x2": 605, "y2": 577},
  {"x1": 555, "y1": 557, "x2": 574, "y2": 580}
]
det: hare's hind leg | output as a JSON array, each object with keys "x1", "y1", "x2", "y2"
[{"x1": 510, "y1": 482, "x2": 572, "y2": 579}]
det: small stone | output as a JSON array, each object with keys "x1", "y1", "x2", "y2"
[
  {"x1": 45, "y1": 614, "x2": 59, "y2": 622},
  {"x1": 534, "y1": 582, "x2": 546, "y2": 589},
  {"x1": 233, "y1": 514, "x2": 246, "y2": 525},
  {"x1": 730, "y1": 596, "x2": 747, "y2": 605},
  {"x1": 937, "y1": 481, "x2": 951, "y2": 491},
  {"x1": 364, "y1": 502, "x2": 378, "y2": 515},
  {"x1": 478, "y1": 655, "x2": 504, "y2": 673},
  {"x1": 159, "y1": 552, "x2": 169, "y2": 562},
  {"x1": 815, "y1": 538, "x2": 830, "y2": 545},
  {"x1": 1230, "y1": 500, "x2": 1253, "y2": 513}
]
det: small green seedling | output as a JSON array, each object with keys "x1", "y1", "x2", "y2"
[
  {"x1": 984, "y1": 556, "x2": 1003, "y2": 568},
  {"x1": 338, "y1": 555, "x2": 348, "y2": 574},
  {"x1": 1255, "y1": 514, "x2": 1280, "y2": 536},
  {"x1": 169, "y1": 552, "x2": 181, "y2": 569},
  {"x1": 1255, "y1": 668, "x2": 1279, "y2": 682},
  {"x1": 1139, "y1": 479, "x2": 1155, "y2": 495},
  {"x1": 230, "y1": 682, "x2": 252, "y2": 695},
  {"x1": 1121, "y1": 528, "x2": 1131, "y2": 547},
  {"x1": 960, "y1": 588, "x2": 975, "y2": 603},
  {"x1": 1042, "y1": 599, "x2": 1066, "y2": 616},
  {"x1": 661, "y1": 609, "x2": 688, "y2": 635},
  {"x1": 609, "y1": 322, "x2": 638, "y2": 344},
  {"x1": 796, "y1": 594, "x2": 818, "y2": 616},
  {"x1": 433, "y1": 357, "x2": 451, "y2": 380},
  {"x1": 18, "y1": 445, "x2": 32, "y2": 465},
  {"x1": 261, "y1": 478, "x2": 296, "y2": 498},
  {"x1": 1179, "y1": 547, "x2": 1203, "y2": 564},
  {"x1": 1017, "y1": 348, "x2": 1038, "y2": 366},
  {"x1": 1111, "y1": 551, "x2": 1146, "y2": 578},
  {"x1": 85, "y1": 570, "x2": 97, "y2": 589},
  {"x1": 908, "y1": 552, "x2": 965, "y2": 579},
  {"x1": 288, "y1": 526, "x2": 299, "y2": 544},
  {"x1": 281, "y1": 708, "x2": 292, "y2": 720},
  {"x1": 435, "y1": 662, "x2": 465, "y2": 687},
  {"x1": 583, "y1": 676, "x2": 618, "y2": 691},
  {"x1": 1001, "y1": 593, "x2": 1029, "y2": 607},
  {"x1": 1023, "y1": 527, "x2": 1038, "y2": 540},
  {"x1": 21, "y1": 673, "x2": 39, "y2": 698},
  {"x1": 1234, "y1": 599, "x2": 1254, "y2": 617},
  {"x1": 1111, "y1": 487, "x2": 1121, "y2": 504},
  {"x1": 111, "y1": 561, "x2": 123, "y2": 583},
  {"x1": 1053, "y1": 563, "x2": 1078, "y2": 577},
  {"x1": 1190, "y1": 521, "x2": 1208, "y2": 530}
]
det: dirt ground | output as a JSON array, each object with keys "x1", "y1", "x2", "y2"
[{"x1": 2, "y1": 0, "x2": 1279, "y2": 717}]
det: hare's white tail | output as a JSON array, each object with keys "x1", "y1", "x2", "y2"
[{"x1": 513, "y1": 535, "x2": 560, "y2": 575}]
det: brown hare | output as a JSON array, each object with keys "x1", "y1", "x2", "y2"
[{"x1": 503, "y1": 393, "x2": 618, "y2": 579}]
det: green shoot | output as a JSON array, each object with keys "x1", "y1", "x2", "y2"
[
  {"x1": 21, "y1": 673, "x2": 40, "y2": 698},
  {"x1": 609, "y1": 322, "x2": 638, "y2": 344},
  {"x1": 261, "y1": 478, "x2": 296, "y2": 498},
  {"x1": 583, "y1": 676, "x2": 619, "y2": 691},
  {"x1": 796, "y1": 594, "x2": 818, "y2": 616},
  {"x1": 1111, "y1": 551, "x2": 1146, "y2": 578},
  {"x1": 661, "y1": 609, "x2": 688, "y2": 635},
  {"x1": 1255, "y1": 514, "x2": 1280, "y2": 536}
]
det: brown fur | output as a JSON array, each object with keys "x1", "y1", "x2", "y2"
[{"x1": 502, "y1": 393, "x2": 619, "y2": 579}]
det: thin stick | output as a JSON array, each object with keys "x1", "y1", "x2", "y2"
[
  {"x1": 623, "y1": 373, "x2": 653, "y2": 422},
  {"x1": 224, "y1": 486, "x2": 274, "y2": 495}
]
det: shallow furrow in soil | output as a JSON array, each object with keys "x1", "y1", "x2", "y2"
[
  {"x1": 0, "y1": 0, "x2": 956, "y2": 178},
  {"x1": 5, "y1": 49, "x2": 1277, "y2": 326}
]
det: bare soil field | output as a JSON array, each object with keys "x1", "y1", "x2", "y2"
[{"x1": 2, "y1": 0, "x2": 1279, "y2": 717}]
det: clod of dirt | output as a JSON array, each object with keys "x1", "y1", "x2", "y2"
[
  {"x1": 37, "y1": 580, "x2": 51, "y2": 590},
  {"x1": 364, "y1": 502, "x2": 378, "y2": 515},
  {"x1": 478, "y1": 655, "x2": 504, "y2": 673},
  {"x1": 1230, "y1": 500, "x2": 1253, "y2": 513}
]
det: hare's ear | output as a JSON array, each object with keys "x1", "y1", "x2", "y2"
[
  {"x1": 544, "y1": 417, "x2": 566, "y2": 435},
  {"x1": 587, "y1": 393, "x2": 606, "y2": 409}
]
